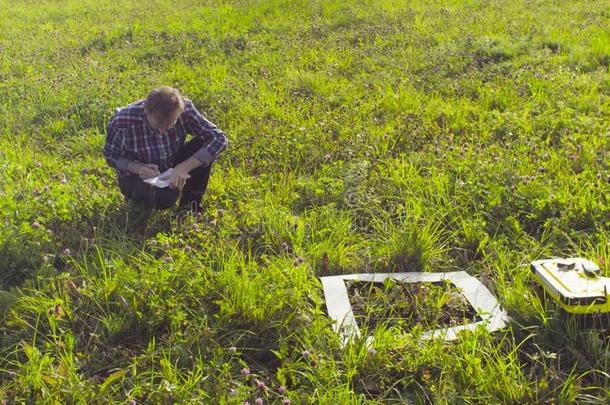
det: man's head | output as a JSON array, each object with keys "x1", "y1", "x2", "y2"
[{"x1": 144, "y1": 86, "x2": 185, "y2": 133}]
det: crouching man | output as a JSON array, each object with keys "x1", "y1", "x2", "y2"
[{"x1": 103, "y1": 86, "x2": 228, "y2": 213}]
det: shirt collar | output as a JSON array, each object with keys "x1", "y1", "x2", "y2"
[{"x1": 143, "y1": 111, "x2": 163, "y2": 136}]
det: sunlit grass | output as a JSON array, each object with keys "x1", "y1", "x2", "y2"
[{"x1": 1, "y1": 0, "x2": 610, "y2": 402}]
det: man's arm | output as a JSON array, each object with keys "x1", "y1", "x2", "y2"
[
  {"x1": 168, "y1": 101, "x2": 228, "y2": 189},
  {"x1": 180, "y1": 100, "x2": 228, "y2": 167},
  {"x1": 103, "y1": 120, "x2": 159, "y2": 178},
  {"x1": 128, "y1": 161, "x2": 160, "y2": 178},
  {"x1": 103, "y1": 120, "x2": 130, "y2": 171}
]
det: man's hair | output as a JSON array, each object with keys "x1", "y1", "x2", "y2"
[{"x1": 144, "y1": 86, "x2": 185, "y2": 121}]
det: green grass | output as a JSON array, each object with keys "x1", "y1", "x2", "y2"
[{"x1": 1, "y1": 0, "x2": 610, "y2": 402}]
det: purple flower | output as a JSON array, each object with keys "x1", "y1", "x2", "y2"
[
  {"x1": 184, "y1": 245, "x2": 192, "y2": 253},
  {"x1": 240, "y1": 367, "x2": 250, "y2": 375},
  {"x1": 278, "y1": 385, "x2": 286, "y2": 394},
  {"x1": 301, "y1": 350, "x2": 310, "y2": 358},
  {"x1": 128, "y1": 400, "x2": 136, "y2": 405},
  {"x1": 255, "y1": 379, "x2": 267, "y2": 391},
  {"x1": 63, "y1": 248, "x2": 71, "y2": 256},
  {"x1": 293, "y1": 257, "x2": 305, "y2": 266},
  {"x1": 31, "y1": 221, "x2": 40, "y2": 230},
  {"x1": 282, "y1": 400, "x2": 291, "y2": 405},
  {"x1": 254, "y1": 398, "x2": 264, "y2": 405}
]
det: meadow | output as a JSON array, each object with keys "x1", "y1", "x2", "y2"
[{"x1": 1, "y1": 0, "x2": 610, "y2": 403}]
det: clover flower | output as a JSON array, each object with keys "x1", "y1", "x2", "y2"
[{"x1": 254, "y1": 379, "x2": 267, "y2": 391}]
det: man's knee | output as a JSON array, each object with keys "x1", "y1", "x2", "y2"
[{"x1": 152, "y1": 189, "x2": 180, "y2": 209}]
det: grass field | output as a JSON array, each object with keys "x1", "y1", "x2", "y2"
[{"x1": 1, "y1": 0, "x2": 610, "y2": 403}]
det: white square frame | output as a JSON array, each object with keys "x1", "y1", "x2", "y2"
[{"x1": 320, "y1": 272, "x2": 509, "y2": 345}]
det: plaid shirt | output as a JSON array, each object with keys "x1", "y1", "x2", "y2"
[{"x1": 103, "y1": 99, "x2": 228, "y2": 178}]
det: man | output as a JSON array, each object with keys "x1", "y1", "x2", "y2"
[{"x1": 103, "y1": 86, "x2": 228, "y2": 213}]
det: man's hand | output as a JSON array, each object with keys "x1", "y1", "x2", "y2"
[
  {"x1": 134, "y1": 163, "x2": 160, "y2": 179},
  {"x1": 169, "y1": 165, "x2": 190, "y2": 190},
  {"x1": 169, "y1": 157, "x2": 202, "y2": 190}
]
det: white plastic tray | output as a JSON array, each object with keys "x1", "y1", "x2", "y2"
[{"x1": 320, "y1": 272, "x2": 509, "y2": 345}]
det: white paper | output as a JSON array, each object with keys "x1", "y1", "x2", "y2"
[{"x1": 143, "y1": 168, "x2": 190, "y2": 188}]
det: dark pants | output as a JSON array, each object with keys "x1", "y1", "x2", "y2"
[{"x1": 119, "y1": 137, "x2": 212, "y2": 210}]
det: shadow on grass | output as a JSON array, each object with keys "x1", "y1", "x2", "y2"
[
  {"x1": 0, "y1": 240, "x2": 39, "y2": 289},
  {"x1": 0, "y1": 200, "x2": 179, "y2": 291}
]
